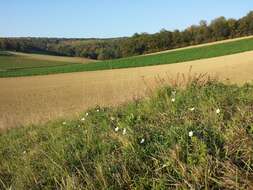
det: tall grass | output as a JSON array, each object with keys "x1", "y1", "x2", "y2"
[
  {"x1": 0, "y1": 78, "x2": 253, "y2": 189},
  {"x1": 1, "y1": 37, "x2": 253, "y2": 77}
]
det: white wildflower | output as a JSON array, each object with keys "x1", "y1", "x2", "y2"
[
  {"x1": 189, "y1": 107, "x2": 195, "y2": 111},
  {"x1": 114, "y1": 127, "x2": 119, "y2": 132},
  {"x1": 85, "y1": 112, "x2": 89, "y2": 116},
  {"x1": 81, "y1": 117, "x2": 85, "y2": 121},
  {"x1": 216, "y1": 108, "x2": 221, "y2": 114},
  {"x1": 62, "y1": 121, "x2": 66, "y2": 125},
  {"x1": 96, "y1": 109, "x2": 100, "y2": 112},
  {"x1": 171, "y1": 98, "x2": 175, "y2": 102},
  {"x1": 23, "y1": 150, "x2": 26, "y2": 154},
  {"x1": 140, "y1": 138, "x2": 145, "y2": 144},
  {"x1": 122, "y1": 128, "x2": 127, "y2": 135},
  {"x1": 189, "y1": 131, "x2": 193, "y2": 137}
]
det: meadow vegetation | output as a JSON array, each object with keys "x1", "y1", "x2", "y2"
[
  {"x1": 1, "y1": 78, "x2": 253, "y2": 189},
  {"x1": 1, "y1": 37, "x2": 253, "y2": 77}
]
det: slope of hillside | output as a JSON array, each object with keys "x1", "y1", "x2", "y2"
[
  {"x1": 1, "y1": 81, "x2": 253, "y2": 189},
  {"x1": 1, "y1": 50, "x2": 253, "y2": 130},
  {"x1": 142, "y1": 35, "x2": 253, "y2": 56},
  {"x1": 10, "y1": 51, "x2": 97, "y2": 64},
  {"x1": 1, "y1": 36, "x2": 253, "y2": 77},
  {"x1": 0, "y1": 51, "x2": 96, "y2": 72}
]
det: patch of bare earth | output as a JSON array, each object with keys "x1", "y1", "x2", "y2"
[{"x1": 1, "y1": 51, "x2": 253, "y2": 130}]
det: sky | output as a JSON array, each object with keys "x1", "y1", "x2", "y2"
[{"x1": 1, "y1": 0, "x2": 253, "y2": 38}]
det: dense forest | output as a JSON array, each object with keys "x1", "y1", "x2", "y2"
[{"x1": 1, "y1": 11, "x2": 253, "y2": 60}]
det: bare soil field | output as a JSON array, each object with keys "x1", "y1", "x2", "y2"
[{"x1": 1, "y1": 50, "x2": 253, "y2": 130}]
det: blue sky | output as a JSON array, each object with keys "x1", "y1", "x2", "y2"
[{"x1": 1, "y1": 0, "x2": 253, "y2": 38}]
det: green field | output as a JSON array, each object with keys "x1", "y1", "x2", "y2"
[
  {"x1": 0, "y1": 53, "x2": 79, "y2": 72},
  {"x1": 1, "y1": 37, "x2": 253, "y2": 77},
  {"x1": 1, "y1": 80, "x2": 253, "y2": 189}
]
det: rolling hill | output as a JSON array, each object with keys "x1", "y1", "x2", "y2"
[
  {"x1": 0, "y1": 36, "x2": 253, "y2": 77},
  {"x1": 0, "y1": 51, "x2": 96, "y2": 72},
  {"x1": 1, "y1": 80, "x2": 253, "y2": 189}
]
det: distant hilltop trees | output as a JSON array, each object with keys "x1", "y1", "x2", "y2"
[{"x1": 1, "y1": 11, "x2": 253, "y2": 60}]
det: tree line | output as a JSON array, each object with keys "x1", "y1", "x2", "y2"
[{"x1": 1, "y1": 11, "x2": 253, "y2": 60}]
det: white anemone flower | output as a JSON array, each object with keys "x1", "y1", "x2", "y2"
[
  {"x1": 81, "y1": 117, "x2": 85, "y2": 121},
  {"x1": 85, "y1": 112, "x2": 89, "y2": 116},
  {"x1": 171, "y1": 98, "x2": 175, "y2": 102},
  {"x1": 190, "y1": 107, "x2": 195, "y2": 111},
  {"x1": 114, "y1": 127, "x2": 119, "y2": 132},
  {"x1": 122, "y1": 128, "x2": 127, "y2": 135},
  {"x1": 96, "y1": 109, "x2": 100, "y2": 112},
  {"x1": 162, "y1": 164, "x2": 167, "y2": 168},
  {"x1": 189, "y1": 131, "x2": 193, "y2": 137},
  {"x1": 140, "y1": 138, "x2": 145, "y2": 144},
  {"x1": 216, "y1": 108, "x2": 221, "y2": 114},
  {"x1": 62, "y1": 121, "x2": 67, "y2": 125}
]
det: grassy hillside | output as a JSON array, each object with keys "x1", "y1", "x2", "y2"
[
  {"x1": 1, "y1": 37, "x2": 253, "y2": 77},
  {"x1": 1, "y1": 80, "x2": 253, "y2": 189},
  {"x1": 0, "y1": 52, "x2": 81, "y2": 72},
  {"x1": 10, "y1": 52, "x2": 97, "y2": 64}
]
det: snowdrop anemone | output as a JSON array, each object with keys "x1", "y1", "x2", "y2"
[
  {"x1": 216, "y1": 108, "x2": 221, "y2": 114},
  {"x1": 81, "y1": 117, "x2": 85, "y2": 121},
  {"x1": 189, "y1": 107, "x2": 195, "y2": 111},
  {"x1": 189, "y1": 131, "x2": 193, "y2": 137},
  {"x1": 96, "y1": 109, "x2": 100, "y2": 112},
  {"x1": 85, "y1": 112, "x2": 89, "y2": 117},
  {"x1": 171, "y1": 98, "x2": 175, "y2": 102},
  {"x1": 62, "y1": 121, "x2": 67, "y2": 125},
  {"x1": 162, "y1": 164, "x2": 167, "y2": 168},
  {"x1": 122, "y1": 128, "x2": 127, "y2": 135},
  {"x1": 140, "y1": 138, "x2": 145, "y2": 144},
  {"x1": 114, "y1": 127, "x2": 119, "y2": 132}
]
